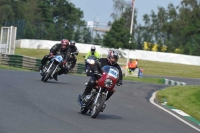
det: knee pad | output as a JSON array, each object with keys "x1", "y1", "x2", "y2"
[{"x1": 89, "y1": 77, "x2": 96, "y2": 85}]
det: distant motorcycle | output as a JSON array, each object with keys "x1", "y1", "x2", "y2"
[
  {"x1": 84, "y1": 55, "x2": 97, "y2": 76},
  {"x1": 66, "y1": 51, "x2": 78, "y2": 71},
  {"x1": 77, "y1": 64, "x2": 119, "y2": 119},
  {"x1": 40, "y1": 54, "x2": 63, "y2": 82}
]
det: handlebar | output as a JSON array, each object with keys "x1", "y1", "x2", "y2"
[
  {"x1": 93, "y1": 72, "x2": 102, "y2": 77},
  {"x1": 71, "y1": 51, "x2": 78, "y2": 55}
]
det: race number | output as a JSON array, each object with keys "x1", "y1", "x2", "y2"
[
  {"x1": 55, "y1": 55, "x2": 63, "y2": 62},
  {"x1": 108, "y1": 68, "x2": 118, "y2": 78}
]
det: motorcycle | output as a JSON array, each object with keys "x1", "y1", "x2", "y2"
[
  {"x1": 66, "y1": 51, "x2": 78, "y2": 72},
  {"x1": 77, "y1": 64, "x2": 119, "y2": 119},
  {"x1": 83, "y1": 55, "x2": 97, "y2": 76},
  {"x1": 40, "y1": 54, "x2": 63, "y2": 82}
]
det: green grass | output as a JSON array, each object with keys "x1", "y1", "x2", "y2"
[
  {"x1": 15, "y1": 48, "x2": 200, "y2": 78},
  {"x1": 124, "y1": 76, "x2": 164, "y2": 84},
  {"x1": 157, "y1": 86, "x2": 200, "y2": 120}
]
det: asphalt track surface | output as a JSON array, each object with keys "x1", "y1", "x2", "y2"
[{"x1": 0, "y1": 69, "x2": 199, "y2": 133}]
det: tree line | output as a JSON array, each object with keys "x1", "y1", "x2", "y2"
[
  {"x1": 1, "y1": 0, "x2": 200, "y2": 56},
  {"x1": 1, "y1": 0, "x2": 94, "y2": 43},
  {"x1": 103, "y1": 0, "x2": 200, "y2": 56}
]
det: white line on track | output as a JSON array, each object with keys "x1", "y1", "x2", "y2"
[{"x1": 149, "y1": 91, "x2": 200, "y2": 132}]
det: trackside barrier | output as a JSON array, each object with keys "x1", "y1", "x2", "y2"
[
  {"x1": 0, "y1": 54, "x2": 140, "y2": 76},
  {"x1": 0, "y1": 54, "x2": 41, "y2": 70},
  {"x1": 0, "y1": 54, "x2": 92, "y2": 74},
  {"x1": 163, "y1": 78, "x2": 187, "y2": 85}
]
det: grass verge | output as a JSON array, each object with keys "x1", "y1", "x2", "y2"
[
  {"x1": 15, "y1": 48, "x2": 200, "y2": 78},
  {"x1": 157, "y1": 85, "x2": 200, "y2": 120},
  {"x1": 124, "y1": 76, "x2": 164, "y2": 84}
]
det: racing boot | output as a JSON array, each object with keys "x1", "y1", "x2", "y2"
[
  {"x1": 77, "y1": 94, "x2": 86, "y2": 107},
  {"x1": 101, "y1": 101, "x2": 106, "y2": 112},
  {"x1": 38, "y1": 64, "x2": 44, "y2": 71},
  {"x1": 53, "y1": 72, "x2": 58, "y2": 81},
  {"x1": 38, "y1": 64, "x2": 45, "y2": 76}
]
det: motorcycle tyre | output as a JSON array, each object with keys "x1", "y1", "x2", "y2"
[
  {"x1": 41, "y1": 73, "x2": 46, "y2": 81},
  {"x1": 91, "y1": 95, "x2": 106, "y2": 118},
  {"x1": 43, "y1": 64, "x2": 56, "y2": 82}
]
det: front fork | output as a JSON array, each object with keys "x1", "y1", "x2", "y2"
[
  {"x1": 51, "y1": 64, "x2": 59, "y2": 77},
  {"x1": 46, "y1": 61, "x2": 54, "y2": 73},
  {"x1": 93, "y1": 88, "x2": 108, "y2": 105},
  {"x1": 45, "y1": 61, "x2": 59, "y2": 77},
  {"x1": 93, "y1": 87, "x2": 102, "y2": 105}
]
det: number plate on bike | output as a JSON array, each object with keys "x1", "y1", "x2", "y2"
[
  {"x1": 55, "y1": 55, "x2": 63, "y2": 62},
  {"x1": 108, "y1": 69, "x2": 118, "y2": 78}
]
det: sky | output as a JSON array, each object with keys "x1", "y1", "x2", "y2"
[{"x1": 70, "y1": 0, "x2": 182, "y2": 25}]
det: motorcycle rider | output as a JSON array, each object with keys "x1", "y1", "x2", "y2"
[
  {"x1": 78, "y1": 50, "x2": 123, "y2": 106},
  {"x1": 84, "y1": 46, "x2": 101, "y2": 72},
  {"x1": 65, "y1": 40, "x2": 79, "y2": 70},
  {"x1": 38, "y1": 39, "x2": 70, "y2": 81}
]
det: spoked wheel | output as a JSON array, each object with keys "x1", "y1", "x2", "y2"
[
  {"x1": 91, "y1": 95, "x2": 106, "y2": 118},
  {"x1": 43, "y1": 64, "x2": 56, "y2": 82}
]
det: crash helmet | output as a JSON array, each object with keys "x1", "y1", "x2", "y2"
[
  {"x1": 70, "y1": 40, "x2": 76, "y2": 48},
  {"x1": 91, "y1": 46, "x2": 96, "y2": 55},
  {"x1": 61, "y1": 39, "x2": 69, "y2": 50},
  {"x1": 107, "y1": 50, "x2": 119, "y2": 65}
]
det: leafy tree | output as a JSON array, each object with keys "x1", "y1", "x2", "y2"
[
  {"x1": 0, "y1": 0, "x2": 14, "y2": 25},
  {"x1": 93, "y1": 33, "x2": 102, "y2": 45},
  {"x1": 103, "y1": 18, "x2": 134, "y2": 49},
  {"x1": 73, "y1": 27, "x2": 82, "y2": 42},
  {"x1": 1, "y1": 0, "x2": 86, "y2": 41},
  {"x1": 82, "y1": 27, "x2": 93, "y2": 43}
]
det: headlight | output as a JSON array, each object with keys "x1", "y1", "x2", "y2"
[{"x1": 104, "y1": 78, "x2": 113, "y2": 87}]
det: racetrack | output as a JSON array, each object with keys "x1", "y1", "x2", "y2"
[{"x1": 0, "y1": 69, "x2": 199, "y2": 133}]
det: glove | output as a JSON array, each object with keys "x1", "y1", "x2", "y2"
[
  {"x1": 117, "y1": 80, "x2": 122, "y2": 86},
  {"x1": 49, "y1": 52, "x2": 53, "y2": 56},
  {"x1": 63, "y1": 60, "x2": 67, "y2": 64}
]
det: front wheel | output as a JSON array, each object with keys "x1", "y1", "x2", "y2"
[
  {"x1": 91, "y1": 94, "x2": 106, "y2": 118},
  {"x1": 86, "y1": 65, "x2": 90, "y2": 76},
  {"x1": 43, "y1": 64, "x2": 57, "y2": 82},
  {"x1": 41, "y1": 73, "x2": 46, "y2": 81}
]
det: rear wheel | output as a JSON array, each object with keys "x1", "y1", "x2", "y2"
[
  {"x1": 43, "y1": 64, "x2": 57, "y2": 82},
  {"x1": 91, "y1": 94, "x2": 106, "y2": 118}
]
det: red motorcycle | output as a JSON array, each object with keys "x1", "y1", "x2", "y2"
[{"x1": 78, "y1": 65, "x2": 119, "y2": 118}]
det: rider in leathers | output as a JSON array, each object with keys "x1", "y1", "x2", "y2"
[
  {"x1": 38, "y1": 39, "x2": 70, "y2": 81},
  {"x1": 78, "y1": 50, "x2": 123, "y2": 104},
  {"x1": 65, "y1": 40, "x2": 79, "y2": 70}
]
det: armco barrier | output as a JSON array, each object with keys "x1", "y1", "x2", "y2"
[
  {"x1": 0, "y1": 54, "x2": 86, "y2": 74},
  {"x1": 1, "y1": 54, "x2": 41, "y2": 70},
  {"x1": 0, "y1": 54, "x2": 137, "y2": 76},
  {"x1": 163, "y1": 78, "x2": 187, "y2": 85}
]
